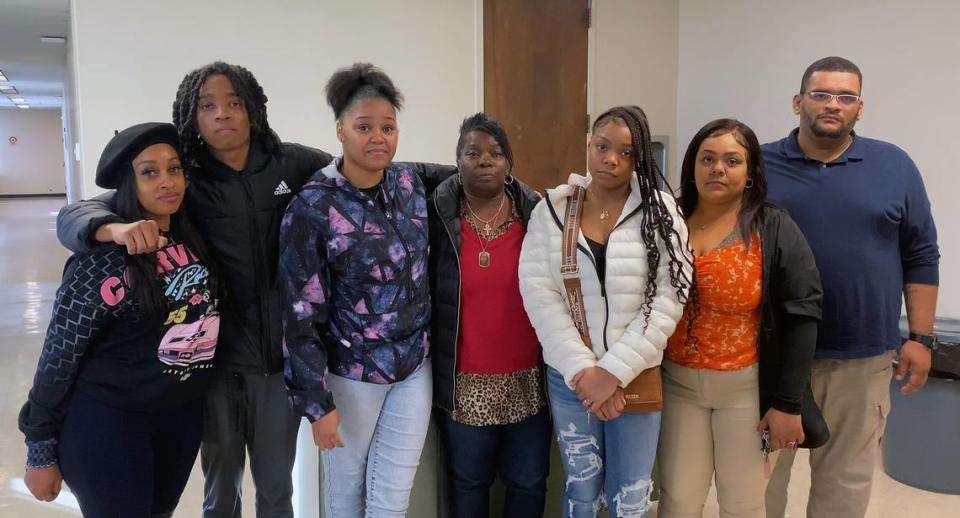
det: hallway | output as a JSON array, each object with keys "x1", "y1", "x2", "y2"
[{"x1": 1, "y1": 197, "x2": 72, "y2": 516}]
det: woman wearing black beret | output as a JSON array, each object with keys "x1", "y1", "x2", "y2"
[{"x1": 18, "y1": 122, "x2": 220, "y2": 517}]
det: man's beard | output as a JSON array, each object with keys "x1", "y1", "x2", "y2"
[{"x1": 809, "y1": 117, "x2": 855, "y2": 139}]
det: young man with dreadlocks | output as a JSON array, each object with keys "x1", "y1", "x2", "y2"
[{"x1": 519, "y1": 105, "x2": 693, "y2": 517}]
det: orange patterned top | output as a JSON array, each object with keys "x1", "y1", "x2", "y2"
[{"x1": 666, "y1": 233, "x2": 762, "y2": 370}]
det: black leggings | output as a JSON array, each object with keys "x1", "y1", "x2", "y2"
[{"x1": 58, "y1": 391, "x2": 202, "y2": 517}]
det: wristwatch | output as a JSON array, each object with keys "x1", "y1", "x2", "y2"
[{"x1": 908, "y1": 332, "x2": 939, "y2": 350}]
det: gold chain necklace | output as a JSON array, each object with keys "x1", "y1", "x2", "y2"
[
  {"x1": 464, "y1": 193, "x2": 505, "y2": 268},
  {"x1": 474, "y1": 228, "x2": 493, "y2": 268},
  {"x1": 464, "y1": 194, "x2": 505, "y2": 239},
  {"x1": 587, "y1": 187, "x2": 619, "y2": 220},
  {"x1": 693, "y1": 221, "x2": 713, "y2": 233}
]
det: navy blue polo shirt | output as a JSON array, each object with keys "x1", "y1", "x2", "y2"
[{"x1": 762, "y1": 129, "x2": 939, "y2": 360}]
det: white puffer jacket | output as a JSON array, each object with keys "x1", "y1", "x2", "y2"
[{"x1": 519, "y1": 172, "x2": 692, "y2": 389}]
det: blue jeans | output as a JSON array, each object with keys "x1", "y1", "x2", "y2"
[
  {"x1": 439, "y1": 408, "x2": 552, "y2": 518},
  {"x1": 546, "y1": 367, "x2": 660, "y2": 518},
  {"x1": 321, "y1": 359, "x2": 433, "y2": 518}
]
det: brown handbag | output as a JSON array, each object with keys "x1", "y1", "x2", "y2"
[{"x1": 560, "y1": 184, "x2": 663, "y2": 413}]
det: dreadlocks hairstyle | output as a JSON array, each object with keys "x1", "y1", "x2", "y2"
[
  {"x1": 456, "y1": 112, "x2": 515, "y2": 169},
  {"x1": 591, "y1": 105, "x2": 693, "y2": 330},
  {"x1": 113, "y1": 169, "x2": 219, "y2": 321},
  {"x1": 172, "y1": 61, "x2": 281, "y2": 169},
  {"x1": 800, "y1": 56, "x2": 862, "y2": 93},
  {"x1": 678, "y1": 118, "x2": 768, "y2": 351},
  {"x1": 325, "y1": 62, "x2": 404, "y2": 120}
]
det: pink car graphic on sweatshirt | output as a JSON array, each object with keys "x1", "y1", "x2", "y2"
[{"x1": 158, "y1": 311, "x2": 220, "y2": 367}]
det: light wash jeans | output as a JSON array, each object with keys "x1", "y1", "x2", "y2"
[
  {"x1": 547, "y1": 366, "x2": 661, "y2": 518},
  {"x1": 321, "y1": 359, "x2": 433, "y2": 518}
]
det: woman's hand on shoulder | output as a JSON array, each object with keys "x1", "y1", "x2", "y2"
[
  {"x1": 758, "y1": 407, "x2": 804, "y2": 450},
  {"x1": 25, "y1": 465, "x2": 62, "y2": 502},
  {"x1": 311, "y1": 409, "x2": 345, "y2": 451}
]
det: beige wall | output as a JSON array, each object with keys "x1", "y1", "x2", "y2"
[
  {"x1": 677, "y1": 0, "x2": 960, "y2": 317},
  {"x1": 0, "y1": 108, "x2": 65, "y2": 195},
  {"x1": 591, "y1": 0, "x2": 680, "y2": 183},
  {"x1": 70, "y1": 0, "x2": 481, "y2": 200}
]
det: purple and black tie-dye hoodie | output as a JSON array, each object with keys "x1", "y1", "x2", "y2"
[{"x1": 278, "y1": 159, "x2": 431, "y2": 421}]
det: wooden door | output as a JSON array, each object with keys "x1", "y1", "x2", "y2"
[{"x1": 484, "y1": 0, "x2": 589, "y2": 193}]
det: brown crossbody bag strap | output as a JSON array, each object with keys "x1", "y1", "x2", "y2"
[{"x1": 561, "y1": 185, "x2": 662, "y2": 413}]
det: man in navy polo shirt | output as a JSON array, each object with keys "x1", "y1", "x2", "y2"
[{"x1": 762, "y1": 56, "x2": 940, "y2": 518}]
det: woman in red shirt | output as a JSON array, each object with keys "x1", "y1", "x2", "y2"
[{"x1": 428, "y1": 113, "x2": 550, "y2": 518}]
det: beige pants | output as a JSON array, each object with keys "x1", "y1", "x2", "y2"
[
  {"x1": 765, "y1": 351, "x2": 894, "y2": 518},
  {"x1": 658, "y1": 360, "x2": 770, "y2": 518}
]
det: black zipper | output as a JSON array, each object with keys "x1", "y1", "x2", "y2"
[
  {"x1": 383, "y1": 202, "x2": 414, "y2": 277},
  {"x1": 241, "y1": 178, "x2": 271, "y2": 374},
  {"x1": 599, "y1": 208, "x2": 644, "y2": 351},
  {"x1": 354, "y1": 177, "x2": 417, "y2": 311},
  {"x1": 547, "y1": 194, "x2": 644, "y2": 353}
]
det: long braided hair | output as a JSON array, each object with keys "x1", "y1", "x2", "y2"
[
  {"x1": 591, "y1": 106, "x2": 693, "y2": 329},
  {"x1": 172, "y1": 61, "x2": 281, "y2": 169}
]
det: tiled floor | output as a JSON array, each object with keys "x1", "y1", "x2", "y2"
[{"x1": 1, "y1": 197, "x2": 956, "y2": 517}]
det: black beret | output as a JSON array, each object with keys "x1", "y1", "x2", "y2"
[{"x1": 95, "y1": 122, "x2": 180, "y2": 189}]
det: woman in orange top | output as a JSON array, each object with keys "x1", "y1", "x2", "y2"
[{"x1": 657, "y1": 119, "x2": 825, "y2": 518}]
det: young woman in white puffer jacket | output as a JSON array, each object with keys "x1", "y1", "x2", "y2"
[{"x1": 519, "y1": 105, "x2": 693, "y2": 518}]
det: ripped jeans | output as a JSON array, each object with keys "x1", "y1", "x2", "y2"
[{"x1": 546, "y1": 367, "x2": 660, "y2": 518}]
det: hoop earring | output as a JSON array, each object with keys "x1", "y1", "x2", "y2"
[
  {"x1": 504, "y1": 174, "x2": 516, "y2": 186},
  {"x1": 745, "y1": 177, "x2": 754, "y2": 189}
]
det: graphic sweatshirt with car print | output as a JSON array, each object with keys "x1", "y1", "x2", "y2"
[{"x1": 19, "y1": 236, "x2": 219, "y2": 468}]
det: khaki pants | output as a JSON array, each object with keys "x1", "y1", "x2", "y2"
[
  {"x1": 765, "y1": 351, "x2": 894, "y2": 518},
  {"x1": 658, "y1": 361, "x2": 770, "y2": 518}
]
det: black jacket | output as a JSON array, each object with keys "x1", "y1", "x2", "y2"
[
  {"x1": 428, "y1": 175, "x2": 542, "y2": 412},
  {"x1": 757, "y1": 204, "x2": 829, "y2": 447}
]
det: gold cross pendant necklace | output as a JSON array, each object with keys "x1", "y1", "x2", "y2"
[{"x1": 465, "y1": 194, "x2": 505, "y2": 268}]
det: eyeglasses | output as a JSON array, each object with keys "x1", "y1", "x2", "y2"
[{"x1": 805, "y1": 91, "x2": 861, "y2": 106}]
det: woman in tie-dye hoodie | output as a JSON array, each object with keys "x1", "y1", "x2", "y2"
[{"x1": 277, "y1": 63, "x2": 434, "y2": 516}]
